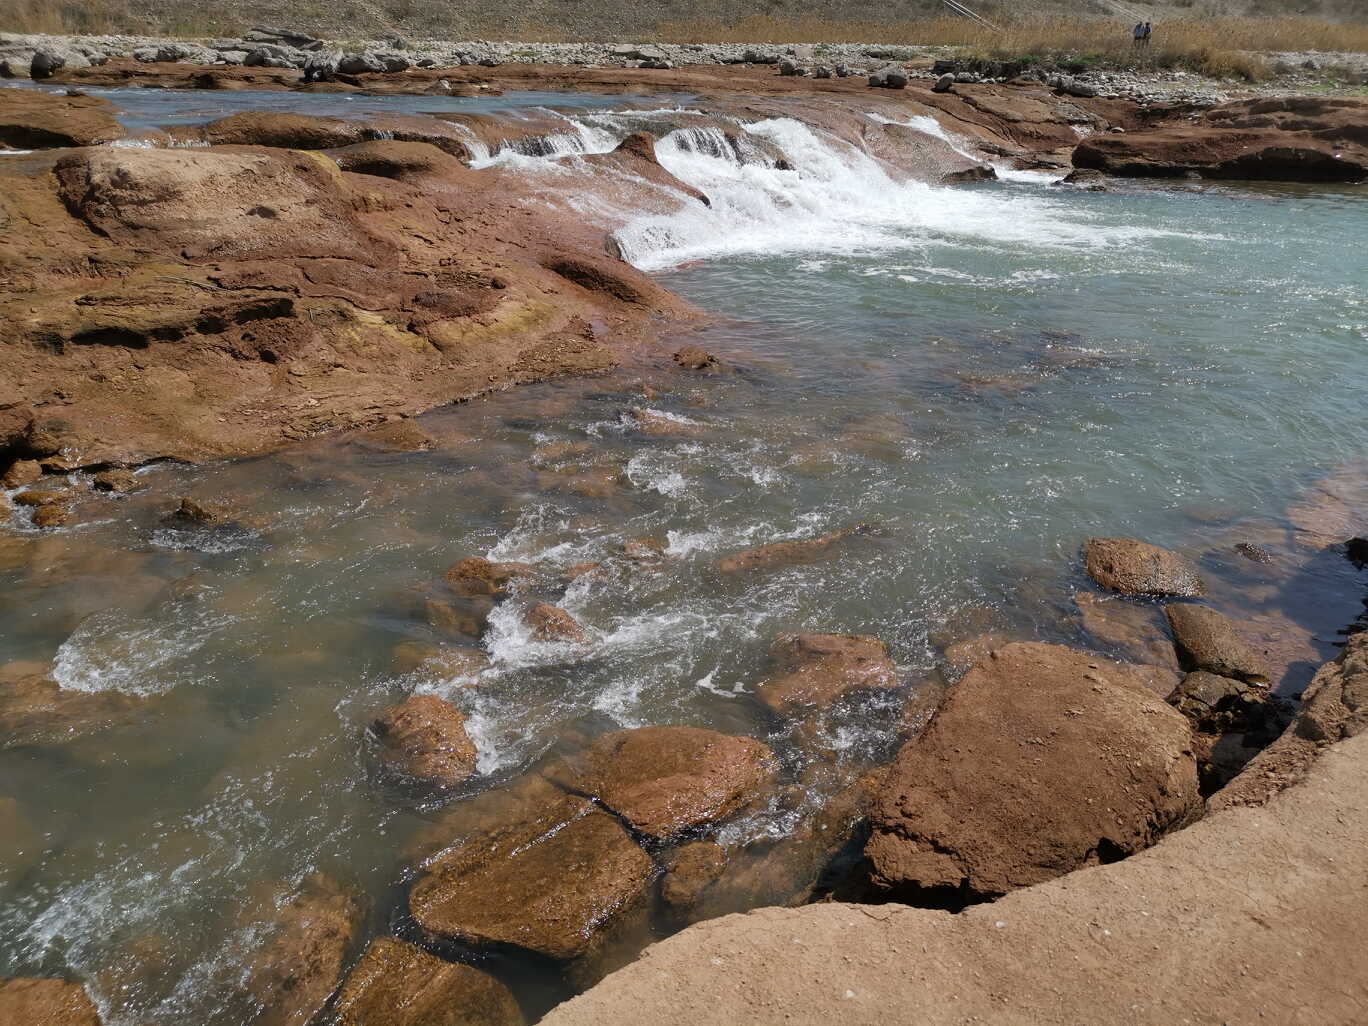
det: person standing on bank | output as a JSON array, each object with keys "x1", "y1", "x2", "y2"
[
  {"x1": 1143, "y1": 21, "x2": 1153, "y2": 47},
  {"x1": 1133, "y1": 21, "x2": 1145, "y2": 47}
]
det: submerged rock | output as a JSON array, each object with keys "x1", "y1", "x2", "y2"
[
  {"x1": 332, "y1": 938, "x2": 524, "y2": 1026},
  {"x1": 390, "y1": 641, "x2": 489, "y2": 682},
  {"x1": 672, "y1": 345, "x2": 719, "y2": 371},
  {"x1": 1074, "y1": 592, "x2": 1180, "y2": 679},
  {"x1": 1084, "y1": 537, "x2": 1205, "y2": 597},
  {"x1": 865, "y1": 642, "x2": 1201, "y2": 904},
  {"x1": 626, "y1": 407, "x2": 705, "y2": 437},
  {"x1": 409, "y1": 778, "x2": 652, "y2": 961},
  {"x1": 757, "y1": 633, "x2": 898, "y2": 715},
  {"x1": 717, "y1": 524, "x2": 870, "y2": 574},
  {"x1": 1164, "y1": 603, "x2": 1270, "y2": 684},
  {"x1": 661, "y1": 840, "x2": 729, "y2": 913},
  {"x1": 13, "y1": 488, "x2": 65, "y2": 507},
  {"x1": 443, "y1": 557, "x2": 534, "y2": 598},
  {"x1": 0, "y1": 661, "x2": 144, "y2": 749},
  {"x1": 0, "y1": 978, "x2": 100, "y2": 1026},
  {"x1": 31, "y1": 504, "x2": 71, "y2": 529},
  {"x1": 372, "y1": 694, "x2": 477, "y2": 789},
  {"x1": 350, "y1": 419, "x2": 435, "y2": 452},
  {"x1": 548, "y1": 726, "x2": 777, "y2": 840},
  {"x1": 244, "y1": 874, "x2": 365, "y2": 1026}
]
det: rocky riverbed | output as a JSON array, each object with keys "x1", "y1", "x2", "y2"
[{"x1": 1, "y1": 48, "x2": 1367, "y2": 1026}]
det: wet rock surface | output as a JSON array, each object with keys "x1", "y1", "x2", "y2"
[
  {"x1": 547, "y1": 726, "x2": 777, "y2": 840},
  {"x1": 865, "y1": 642, "x2": 1201, "y2": 903},
  {"x1": 372, "y1": 694, "x2": 478, "y2": 789},
  {"x1": 0, "y1": 978, "x2": 101, "y2": 1026},
  {"x1": 1084, "y1": 536, "x2": 1205, "y2": 597},
  {"x1": 1164, "y1": 603, "x2": 1270, "y2": 684},
  {"x1": 756, "y1": 634, "x2": 898, "y2": 715},
  {"x1": 243, "y1": 873, "x2": 365, "y2": 1026},
  {"x1": 409, "y1": 776, "x2": 653, "y2": 961},
  {"x1": 717, "y1": 525, "x2": 869, "y2": 574},
  {"x1": 0, "y1": 660, "x2": 144, "y2": 748},
  {"x1": 332, "y1": 937, "x2": 525, "y2": 1026}
]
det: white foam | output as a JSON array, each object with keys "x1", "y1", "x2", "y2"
[{"x1": 52, "y1": 607, "x2": 233, "y2": 696}]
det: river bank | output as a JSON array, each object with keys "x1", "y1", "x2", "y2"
[{"x1": 1, "y1": 55, "x2": 1367, "y2": 1026}]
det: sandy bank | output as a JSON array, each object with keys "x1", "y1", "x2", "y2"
[{"x1": 547, "y1": 729, "x2": 1368, "y2": 1025}]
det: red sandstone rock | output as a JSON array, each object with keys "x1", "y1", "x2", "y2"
[
  {"x1": 549, "y1": 726, "x2": 777, "y2": 840},
  {"x1": 372, "y1": 694, "x2": 478, "y2": 789},
  {"x1": 757, "y1": 633, "x2": 898, "y2": 714},
  {"x1": 525, "y1": 602, "x2": 588, "y2": 643},
  {"x1": 0, "y1": 978, "x2": 101, "y2": 1026},
  {"x1": 0, "y1": 88, "x2": 122, "y2": 149},
  {"x1": 1084, "y1": 537, "x2": 1205, "y2": 597},
  {"x1": 717, "y1": 524, "x2": 871, "y2": 574},
  {"x1": 332, "y1": 937, "x2": 525, "y2": 1026},
  {"x1": 866, "y1": 642, "x2": 1201, "y2": 902}
]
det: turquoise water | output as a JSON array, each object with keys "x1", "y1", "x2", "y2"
[{"x1": 2, "y1": 90, "x2": 1367, "y2": 1025}]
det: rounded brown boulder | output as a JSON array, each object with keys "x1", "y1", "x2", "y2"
[
  {"x1": 333, "y1": 938, "x2": 525, "y2": 1026},
  {"x1": 549, "y1": 726, "x2": 777, "y2": 840},
  {"x1": 1164, "y1": 603, "x2": 1270, "y2": 684},
  {"x1": 372, "y1": 694, "x2": 478, "y2": 789},
  {"x1": 1084, "y1": 537, "x2": 1205, "y2": 597},
  {"x1": 757, "y1": 634, "x2": 898, "y2": 715},
  {"x1": 443, "y1": 557, "x2": 535, "y2": 598},
  {"x1": 865, "y1": 642, "x2": 1201, "y2": 904}
]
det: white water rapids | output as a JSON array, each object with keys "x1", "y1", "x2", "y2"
[{"x1": 447, "y1": 106, "x2": 1216, "y2": 271}]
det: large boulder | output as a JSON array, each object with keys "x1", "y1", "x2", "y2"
[
  {"x1": 865, "y1": 642, "x2": 1201, "y2": 903},
  {"x1": 332, "y1": 938, "x2": 524, "y2": 1026},
  {"x1": 371, "y1": 694, "x2": 477, "y2": 789},
  {"x1": 0, "y1": 88, "x2": 122, "y2": 149},
  {"x1": 547, "y1": 726, "x2": 777, "y2": 840},
  {"x1": 1073, "y1": 97, "x2": 1368, "y2": 182},
  {"x1": 244, "y1": 874, "x2": 365, "y2": 1026},
  {"x1": 1084, "y1": 537, "x2": 1205, "y2": 597},
  {"x1": 409, "y1": 776, "x2": 653, "y2": 961},
  {"x1": 1164, "y1": 603, "x2": 1270, "y2": 684},
  {"x1": 443, "y1": 557, "x2": 534, "y2": 598},
  {"x1": 30, "y1": 47, "x2": 90, "y2": 79},
  {"x1": 756, "y1": 633, "x2": 898, "y2": 715},
  {"x1": 0, "y1": 978, "x2": 100, "y2": 1026}
]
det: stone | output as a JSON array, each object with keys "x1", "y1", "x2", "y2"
[
  {"x1": 167, "y1": 497, "x2": 221, "y2": 524},
  {"x1": 524, "y1": 602, "x2": 588, "y2": 644},
  {"x1": 13, "y1": 488, "x2": 64, "y2": 507},
  {"x1": 338, "y1": 51, "x2": 387, "y2": 75},
  {"x1": 757, "y1": 634, "x2": 898, "y2": 715},
  {"x1": 245, "y1": 874, "x2": 365, "y2": 1026},
  {"x1": 548, "y1": 726, "x2": 776, "y2": 840},
  {"x1": 661, "y1": 841, "x2": 728, "y2": 912},
  {"x1": 409, "y1": 782, "x2": 653, "y2": 960},
  {"x1": 1074, "y1": 592, "x2": 1181, "y2": 676},
  {"x1": 626, "y1": 407, "x2": 705, "y2": 437},
  {"x1": 390, "y1": 641, "x2": 489, "y2": 682},
  {"x1": 672, "y1": 345, "x2": 718, "y2": 371},
  {"x1": 332, "y1": 938, "x2": 524, "y2": 1026},
  {"x1": 0, "y1": 662, "x2": 142, "y2": 748},
  {"x1": 372, "y1": 694, "x2": 477, "y2": 789},
  {"x1": 717, "y1": 524, "x2": 869, "y2": 574},
  {"x1": 1084, "y1": 537, "x2": 1205, "y2": 597},
  {"x1": 1, "y1": 459, "x2": 41, "y2": 488},
  {"x1": 0, "y1": 978, "x2": 100, "y2": 1026},
  {"x1": 443, "y1": 557, "x2": 534, "y2": 598},
  {"x1": 31, "y1": 47, "x2": 89, "y2": 79},
  {"x1": 932, "y1": 73, "x2": 955, "y2": 93},
  {"x1": 1164, "y1": 604, "x2": 1270, "y2": 684},
  {"x1": 866, "y1": 643, "x2": 1201, "y2": 903},
  {"x1": 92, "y1": 469, "x2": 140, "y2": 493},
  {"x1": 31, "y1": 504, "x2": 70, "y2": 529},
  {"x1": 869, "y1": 66, "x2": 908, "y2": 89},
  {"x1": 1169, "y1": 671, "x2": 1268, "y2": 734}
]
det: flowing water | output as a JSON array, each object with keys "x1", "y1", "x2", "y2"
[{"x1": 3, "y1": 84, "x2": 1368, "y2": 1023}]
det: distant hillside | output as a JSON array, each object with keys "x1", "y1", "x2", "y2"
[{"x1": 3, "y1": 0, "x2": 1365, "y2": 41}]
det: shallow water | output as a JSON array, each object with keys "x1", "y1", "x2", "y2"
[{"x1": 3, "y1": 85, "x2": 1368, "y2": 1024}]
